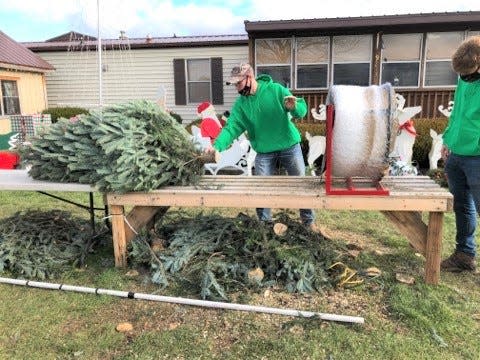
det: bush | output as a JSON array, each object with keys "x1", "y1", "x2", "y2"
[
  {"x1": 411, "y1": 118, "x2": 448, "y2": 169},
  {"x1": 427, "y1": 168, "x2": 448, "y2": 188},
  {"x1": 42, "y1": 107, "x2": 89, "y2": 123},
  {"x1": 185, "y1": 118, "x2": 202, "y2": 133},
  {"x1": 168, "y1": 111, "x2": 183, "y2": 124}
]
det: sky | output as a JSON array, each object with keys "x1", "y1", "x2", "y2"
[{"x1": 1, "y1": 0, "x2": 480, "y2": 42}]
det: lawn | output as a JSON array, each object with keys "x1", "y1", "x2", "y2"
[{"x1": 0, "y1": 190, "x2": 479, "y2": 360}]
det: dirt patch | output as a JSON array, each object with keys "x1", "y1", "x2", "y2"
[{"x1": 328, "y1": 228, "x2": 395, "y2": 255}]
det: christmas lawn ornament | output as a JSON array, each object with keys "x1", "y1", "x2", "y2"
[
  {"x1": 391, "y1": 94, "x2": 422, "y2": 166},
  {"x1": 197, "y1": 101, "x2": 222, "y2": 144},
  {"x1": 310, "y1": 104, "x2": 326, "y2": 121},
  {"x1": 438, "y1": 101, "x2": 454, "y2": 117},
  {"x1": 305, "y1": 131, "x2": 326, "y2": 176},
  {"x1": 429, "y1": 129, "x2": 443, "y2": 170}
]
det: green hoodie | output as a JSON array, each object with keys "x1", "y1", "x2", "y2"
[
  {"x1": 443, "y1": 78, "x2": 480, "y2": 155},
  {"x1": 213, "y1": 74, "x2": 307, "y2": 153}
]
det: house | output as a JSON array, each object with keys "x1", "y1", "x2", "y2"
[
  {"x1": 24, "y1": 33, "x2": 248, "y2": 123},
  {"x1": 0, "y1": 30, "x2": 54, "y2": 117},
  {"x1": 24, "y1": 11, "x2": 480, "y2": 123},
  {"x1": 244, "y1": 11, "x2": 480, "y2": 121}
]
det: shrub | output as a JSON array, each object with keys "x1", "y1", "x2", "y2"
[
  {"x1": 185, "y1": 118, "x2": 202, "y2": 133},
  {"x1": 427, "y1": 168, "x2": 448, "y2": 188},
  {"x1": 42, "y1": 107, "x2": 89, "y2": 123},
  {"x1": 412, "y1": 118, "x2": 448, "y2": 169},
  {"x1": 168, "y1": 111, "x2": 183, "y2": 124}
]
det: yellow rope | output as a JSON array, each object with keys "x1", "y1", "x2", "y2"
[{"x1": 328, "y1": 262, "x2": 364, "y2": 287}]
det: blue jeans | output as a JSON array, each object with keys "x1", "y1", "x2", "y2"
[
  {"x1": 445, "y1": 153, "x2": 480, "y2": 257},
  {"x1": 254, "y1": 143, "x2": 315, "y2": 225}
]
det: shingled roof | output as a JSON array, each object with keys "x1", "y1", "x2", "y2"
[
  {"x1": 244, "y1": 11, "x2": 480, "y2": 35},
  {"x1": 0, "y1": 30, "x2": 54, "y2": 71},
  {"x1": 23, "y1": 33, "x2": 248, "y2": 52}
]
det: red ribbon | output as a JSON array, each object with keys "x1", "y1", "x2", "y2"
[{"x1": 399, "y1": 119, "x2": 416, "y2": 136}]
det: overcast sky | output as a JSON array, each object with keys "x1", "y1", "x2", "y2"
[{"x1": 1, "y1": 0, "x2": 479, "y2": 42}]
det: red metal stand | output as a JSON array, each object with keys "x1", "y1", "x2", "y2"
[{"x1": 324, "y1": 104, "x2": 389, "y2": 196}]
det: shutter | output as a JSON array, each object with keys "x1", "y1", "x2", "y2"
[
  {"x1": 211, "y1": 57, "x2": 224, "y2": 105},
  {"x1": 173, "y1": 58, "x2": 186, "y2": 105}
]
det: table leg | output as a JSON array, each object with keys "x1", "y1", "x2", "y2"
[
  {"x1": 110, "y1": 204, "x2": 127, "y2": 267},
  {"x1": 425, "y1": 212, "x2": 444, "y2": 285}
]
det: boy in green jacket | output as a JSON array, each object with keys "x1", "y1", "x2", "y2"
[{"x1": 441, "y1": 36, "x2": 480, "y2": 272}]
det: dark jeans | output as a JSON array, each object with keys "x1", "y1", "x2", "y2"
[
  {"x1": 445, "y1": 153, "x2": 480, "y2": 256},
  {"x1": 254, "y1": 143, "x2": 315, "y2": 225}
]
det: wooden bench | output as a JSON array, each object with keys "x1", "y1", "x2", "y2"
[{"x1": 106, "y1": 175, "x2": 453, "y2": 285}]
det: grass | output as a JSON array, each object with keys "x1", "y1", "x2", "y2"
[{"x1": 1, "y1": 190, "x2": 480, "y2": 359}]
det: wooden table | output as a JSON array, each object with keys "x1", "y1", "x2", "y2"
[{"x1": 107, "y1": 175, "x2": 453, "y2": 285}]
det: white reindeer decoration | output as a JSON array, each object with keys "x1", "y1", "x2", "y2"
[
  {"x1": 391, "y1": 94, "x2": 422, "y2": 165},
  {"x1": 305, "y1": 131, "x2": 326, "y2": 175},
  {"x1": 310, "y1": 104, "x2": 326, "y2": 121},
  {"x1": 428, "y1": 129, "x2": 443, "y2": 170},
  {"x1": 438, "y1": 101, "x2": 454, "y2": 118}
]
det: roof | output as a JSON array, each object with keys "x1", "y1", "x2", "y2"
[
  {"x1": 0, "y1": 30, "x2": 54, "y2": 71},
  {"x1": 46, "y1": 31, "x2": 97, "y2": 42},
  {"x1": 245, "y1": 11, "x2": 480, "y2": 35},
  {"x1": 23, "y1": 34, "x2": 249, "y2": 52}
]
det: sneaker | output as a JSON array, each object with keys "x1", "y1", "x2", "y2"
[
  {"x1": 307, "y1": 223, "x2": 332, "y2": 240},
  {"x1": 440, "y1": 251, "x2": 476, "y2": 272}
]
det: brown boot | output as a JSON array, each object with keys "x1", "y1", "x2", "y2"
[{"x1": 440, "y1": 251, "x2": 476, "y2": 272}]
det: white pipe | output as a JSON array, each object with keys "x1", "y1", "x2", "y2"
[{"x1": 0, "y1": 277, "x2": 364, "y2": 324}]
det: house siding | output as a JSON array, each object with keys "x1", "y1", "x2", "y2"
[
  {"x1": 0, "y1": 69, "x2": 48, "y2": 115},
  {"x1": 37, "y1": 45, "x2": 248, "y2": 123}
]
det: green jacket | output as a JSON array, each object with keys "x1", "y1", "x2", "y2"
[
  {"x1": 213, "y1": 74, "x2": 307, "y2": 153},
  {"x1": 443, "y1": 78, "x2": 480, "y2": 155}
]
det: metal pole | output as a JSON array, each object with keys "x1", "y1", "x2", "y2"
[
  {"x1": 97, "y1": 0, "x2": 103, "y2": 109},
  {"x1": 0, "y1": 277, "x2": 364, "y2": 324}
]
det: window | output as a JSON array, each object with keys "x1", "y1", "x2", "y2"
[
  {"x1": 1, "y1": 80, "x2": 20, "y2": 115},
  {"x1": 255, "y1": 38, "x2": 292, "y2": 87},
  {"x1": 424, "y1": 32, "x2": 463, "y2": 87},
  {"x1": 186, "y1": 59, "x2": 211, "y2": 103},
  {"x1": 173, "y1": 58, "x2": 223, "y2": 105},
  {"x1": 332, "y1": 35, "x2": 371, "y2": 86},
  {"x1": 295, "y1": 37, "x2": 329, "y2": 89},
  {"x1": 381, "y1": 34, "x2": 422, "y2": 87},
  {"x1": 468, "y1": 31, "x2": 480, "y2": 38}
]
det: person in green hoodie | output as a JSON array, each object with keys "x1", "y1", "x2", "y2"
[
  {"x1": 440, "y1": 35, "x2": 480, "y2": 272},
  {"x1": 213, "y1": 63, "x2": 319, "y2": 231}
]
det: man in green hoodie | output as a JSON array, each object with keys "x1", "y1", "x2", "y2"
[
  {"x1": 440, "y1": 35, "x2": 480, "y2": 272},
  {"x1": 213, "y1": 63, "x2": 318, "y2": 231}
]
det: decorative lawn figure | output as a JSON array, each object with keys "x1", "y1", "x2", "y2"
[
  {"x1": 438, "y1": 101, "x2": 454, "y2": 118},
  {"x1": 197, "y1": 101, "x2": 223, "y2": 144},
  {"x1": 388, "y1": 94, "x2": 422, "y2": 176},
  {"x1": 305, "y1": 131, "x2": 326, "y2": 175},
  {"x1": 429, "y1": 129, "x2": 444, "y2": 170},
  {"x1": 0, "y1": 117, "x2": 20, "y2": 169},
  {"x1": 391, "y1": 95, "x2": 422, "y2": 166},
  {"x1": 310, "y1": 104, "x2": 326, "y2": 121}
]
